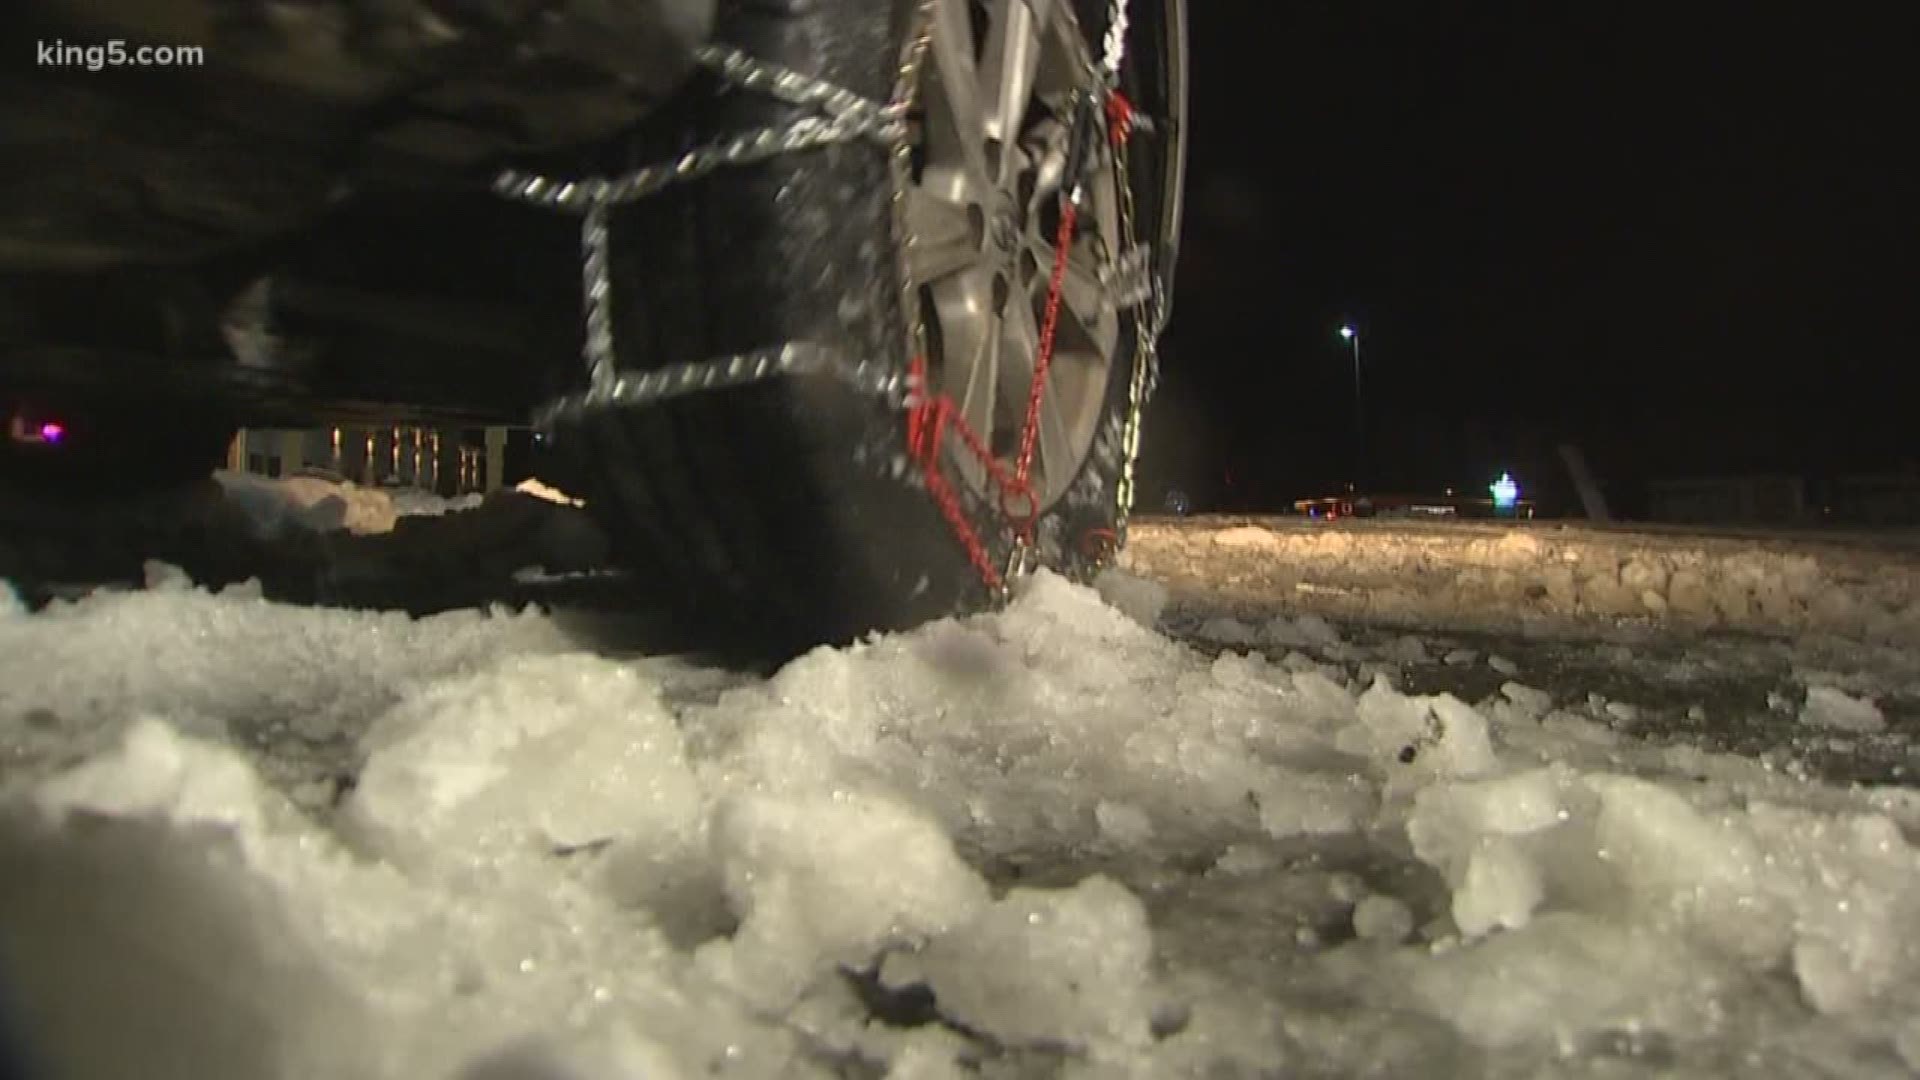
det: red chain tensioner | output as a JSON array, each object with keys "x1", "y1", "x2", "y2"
[
  {"x1": 1104, "y1": 90, "x2": 1136, "y2": 146},
  {"x1": 909, "y1": 89, "x2": 1138, "y2": 596}
]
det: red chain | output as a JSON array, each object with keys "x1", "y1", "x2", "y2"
[
  {"x1": 907, "y1": 355, "x2": 1007, "y2": 592},
  {"x1": 1015, "y1": 199, "x2": 1079, "y2": 488},
  {"x1": 1105, "y1": 91, "x2": 1136, "y2": 147},
  {"x1": 908, "y1": 91, "x2": 1136, "y2": 595}
]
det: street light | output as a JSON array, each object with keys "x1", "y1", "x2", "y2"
[{"x1": 1338, "y1": 325, "x2": 1363, "y2": 488}]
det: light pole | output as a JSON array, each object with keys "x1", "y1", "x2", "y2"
[{"x1": 1339, "y1": 325, "x2": 1363, "y2": 489}]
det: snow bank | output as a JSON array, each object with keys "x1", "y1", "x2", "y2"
[
  {"x1": 3, "y1": 571, "x2": 1920, "y2": 1077},
  {"x1": 1128, "y1": 517, "x2": 1920, "y2": 646},
  {"x1": 214, "y1": 471, "x2": 486, "y2": 537}
]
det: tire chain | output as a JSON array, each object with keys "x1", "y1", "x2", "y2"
[{"x1": 501, "y1": 0, "x2": 1155, "y2": 591}]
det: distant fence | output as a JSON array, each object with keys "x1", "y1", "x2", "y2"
[
  {"x1": 1828, "y1": 474, "x2": 1920, "y2": 526},
  {"x1": 1647, "y1": 473, "x2": 1920, "y2": 527}
]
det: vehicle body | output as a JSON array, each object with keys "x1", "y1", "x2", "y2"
[{"x1": 1, "y1": 0, "x2": 1189, "y2": 656}]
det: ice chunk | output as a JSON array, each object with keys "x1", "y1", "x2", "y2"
[
  {"x1": 1402, "y1": 914, "x2": 1725, "y2": 1051},
  {"x1": 1579, "y1": 775, "x2": 1788, "y2": 965},
  {"x1": 1095, "y1": 800, "x2": 1155, "y2": 845},
  {"x1": 1747, "y1": 806, "x2": 1920, "y2": 1016},
  {"x1": 1352, "y1": 895, "x2": 1414, "y2": 944},
  {"x1": 1261, "y1": 613, "x2": 1343, "y2": 650},
  {"x1": 218, "y1": 577, "x2": 265, "y2": 600},
  {"x1": 921, "y1": 876, "x2": 1154, "y2": 1051},
  {"x1": 141, "y1": 560, "x2": 194, "y2": 592},
  {"x1": 347, "y1": 655, "x2": 704, "y2": 874},
  {"x1": 1337, "y1": 679, "x2": 1433, "y2": 764},
  {"x1": 1428, "y1": 695, "x2": 1500, "y2": 778},
  {"x1": 1196, "y1": 616, "x2": 1259, "y2": 647},
  {"x1": 1383, "y1": 636, "x2": 1429, "y2": 664},
  {"x1": 697, "y1": 787, "x2": 988, "y2": 1011},
  {"x1": 1253, "y1": 770, "x2": 1375, "y2": 838},
  {"x1": 882, "y1": 1028, "x2": 971, "y2": 1080},
  {"x1": 1798, "y1": 686, "x2": 1886, "y2": 734},
  {"x1": 1288, "y1": 669, "x2": 1361, "y2": 727},
  {"x1": 1487, "y1": 655, "x2": 1520, "y2": 676},
  {"x1": 1093, "y1": 569, "x2": 1168, "y2": 629},
  {"x1": 1335, "y1": 684, "x2": 1496, "y2": 779},
  {"x1": 30, "y1": 717, "x2": 275, "y2": 831},
  {"x1": 1452, "y1": 838, "x2": 1544, "y2": 936},
  {"x1": 1407, "y1": 768, "x2": 1569, "y2": 894},
  {"x1": 1498, "y1": 682, "x2": 1554, "y2": 721},
  {"x1": 1293, "y1": 614, "x2": 1343, "y2": 646},
  {"x1": 1211, "y1": 526, "x2": 1281, "y2": 552},
  {"x1": 1213, "y1": 844, "x2": 1281, "y2": 875},
  {"x1": 1666, "y1": 569, "x2": 1715, "y2": 620}
]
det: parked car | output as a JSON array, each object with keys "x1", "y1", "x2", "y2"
[{"x1": 0, "y1": 0, "x2": 1188, "y2": 656}]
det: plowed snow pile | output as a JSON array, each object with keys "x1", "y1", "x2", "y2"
[
  {"x1": 213, "y1": 471, "x2": 489, "y2": 536},
  {"x1": 4, "y1": 570, "x2": 1920, "y2": 1078},
  {"x1": 1127, "y1": 518, "x2": 1920, "y2": 646}
]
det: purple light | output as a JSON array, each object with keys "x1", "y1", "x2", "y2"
[{"x1": 39, "y1": 422, "x2": 64, "y2": 443}]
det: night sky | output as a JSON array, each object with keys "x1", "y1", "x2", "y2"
[{"x1": 1141, "y1": 4, "x2": 1912, "y2": 516}]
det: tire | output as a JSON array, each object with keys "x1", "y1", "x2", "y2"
[{"x1": 554, "y1": 0, "x2": 1173, "y2": 661}]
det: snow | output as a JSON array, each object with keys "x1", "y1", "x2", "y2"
[
  {"x1": 213, "y1": 471, "x2": 487, "y2": 537},
  {"x1": 1128, "y1": 517, "x2": 1920, "y2": 647},
  {"x1": 1800, "y1": 686, "x2": 1888, "y2": 734},
  {"x1": 4, "y1": 560, "x2": 1920, "y2": 1078}
]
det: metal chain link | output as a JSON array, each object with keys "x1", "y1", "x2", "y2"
[
  {"x1": 1112, "y1": 137, "x2": 1156, "y2": 558},
  {"x1": 1105, "y1": 0, "x2": 1156, "y2": 561},
  {"x1": 1101, "y1": 0, "x2": 1131, "y2": 83},
  {"x1": 500, "y1": 37, "x2": 920, "y2": 424},
  {"x1": 534, "y1": 342, "x2": 908, "y2": 429},
  {"x1": 495, "y1": 46, "x2": 905, "y2": 213},
  {"x1": 889, "y1": 4, "x2": 939, "y2": 387},
  {"x1": 579, "y1": 204, "x2": 616, "y2": 395},
  {"x1": 698, "y1": 44, "x2": 900, "y2": 130}
]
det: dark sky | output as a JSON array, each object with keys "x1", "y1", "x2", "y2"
[{"x1": 1143, "y1": 4, "x2": 1912, "y2": 514}]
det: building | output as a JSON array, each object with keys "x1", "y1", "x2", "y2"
[{"x1": 1646, "y1": 474, "x2": 1807, "y2": 526}]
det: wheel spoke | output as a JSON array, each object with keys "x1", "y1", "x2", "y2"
[
  {"x1": 904, "y1": 188, "x2": 980, "y2": 284},
  {"x1": 932, "y1": 269, "x2": 999, "y2": 446},
  {"x1": 959, "y1": 315, "x2": 1001, "y2": 445},
  {"x1": 995, "y1": 293, "x2": 1042, "y2": 457},
  {"x1": 1001, "y1": 287, "x2": 1042, "y2": 384},
  {"x1": 981, "y1": 0, "x2": 1053, "y2": 184},
  {"x1": 1024, "y1": 119, "x2": 1070, "y2": 212},
  {"x1": 1032, "y1": 237, "x2": 1113, "y2": 333},
  {"x1": 929, "y1": 0, "x2": 991, "y2": 186},
  {"x1": 1034, "y1": 372, "x2": 1076, "y2": 481}
]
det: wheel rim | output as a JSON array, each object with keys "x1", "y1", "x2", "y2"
[{"x1": 904, "y1": 0, "x2": 1124, "y2": 510}]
